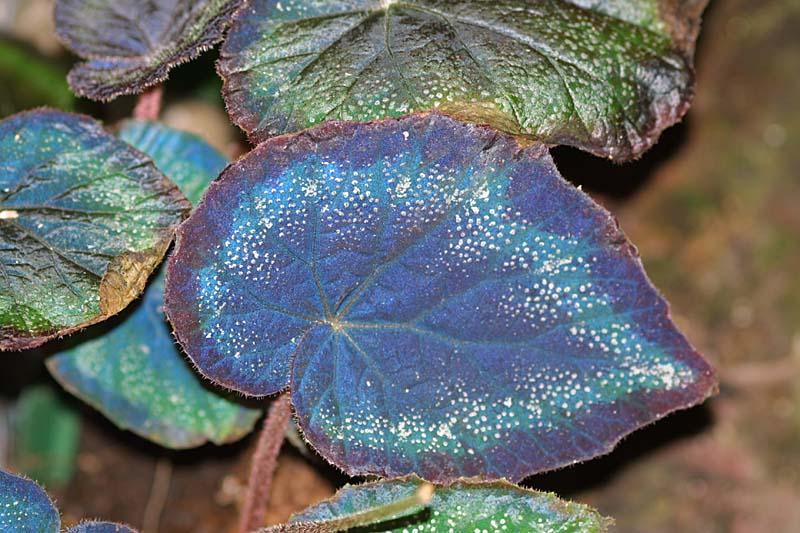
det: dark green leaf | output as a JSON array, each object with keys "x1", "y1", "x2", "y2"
[
  {"x1": 220, "y1": 0, "x2": 707, "y2": 160},
  {"x1": 55, "y1": 0, "x2": 245, "y2": 101}
]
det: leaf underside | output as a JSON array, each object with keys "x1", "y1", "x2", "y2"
[
  {"x1": 47, "y1": 120, "x2": 260, "y2": 449},
  {"x1": 286, "y1": 477, "x2": 611, "y2": 532},
  {"x1": 219, "y1": 0, "x2": 707, "y2": 160},
  {"x1": 0, "y1": 110, "x2": 190, "y2": 351},
  {"x1": 165, "y1": 113, "x2": 715, "y2": 482},
  {"x1": 55, "y1": 0, "x2": 245, "y2": 101}
]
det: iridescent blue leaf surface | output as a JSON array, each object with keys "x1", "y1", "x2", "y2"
[
  {"x1": 165, "y1": 113, "x2": 716, "y2": 482},
  {"x1": 0, "y1": 470, "x2": 140, "y2": 533},
  {"x1": 47, "y1": 121, "x2": 260, "y2": 449},
  {"x1": 67, "y1": 521, "x2": 137, "y2": 533},
  {"x1": 0, "y1": 470, "x2": 59, "y2": 533}
]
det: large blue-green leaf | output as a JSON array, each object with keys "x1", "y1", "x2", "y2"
[
  {"x1": 277, "y1": 477, "x2": 611, "y2": 532},
  {"x1": 47, "y1": 121, "x2": 260, "y2": 449},
  {"x1": 0, "y1": 110, "x2": 190, "y2": 351},
  {"x1": 165, "y1": 113, "x2": 715, "y2": 482}
]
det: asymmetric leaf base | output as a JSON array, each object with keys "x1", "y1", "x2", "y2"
[{"x1": 166, "y1": 113, "x2": 716, "y2": 483}]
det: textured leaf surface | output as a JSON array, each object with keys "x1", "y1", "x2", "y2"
[
  {"x1": 0, "y1": 471, "x2": 139, "y2": 533},
  {"x1": 165, "y1": 113, "x2": 716, "y2": 482},
  {"x1": 118, "y1": 120, "x2": 228, "y2": 206},
  {"x1": 219, "y1": 0, "x2": 706, "y2": 160},
  {"x1": 286, "y1": 477, "x2": 610, "y2": 532},
  {"x1": 55, "y1": 0, "x2": 245, "y2": 101},
  {"x1": 47, "y1": 121, "x2": 259, "y2": 449},
  {"x1": 0, "y1": 470, "x2": 59, "y2": 533},
  {"x1": 0, "y1": 110, "x2": 190, "y2": 351},
  {"x1": 67, "y1": 521, "x2": 138, "y2": 533}
]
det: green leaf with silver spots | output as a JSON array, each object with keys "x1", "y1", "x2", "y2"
[
  {"x1": 47, "y1": 272, "x2": 262, "y2": 448},
  {"x1": 0, "y1": 110, "x2": 190, "y2": 351},
  {"x1": 274, "y1": 477, "x2": 611, "y2": 532},
  {"x1": 219, "y1": 0, "x2": 707, "y2": 160}
]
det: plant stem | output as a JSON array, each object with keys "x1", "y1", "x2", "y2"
[
  {"x1": 133, "y1": 85, "x2": 164, "y2": 121},
  {"x1": 257, "y1": 483, "x2": 434, "y2": 533},
  {"x1": 239, "y1": 392, "x2": 292, "y2": 533},
  {"x1": 142, "y1": 456, "x2": 172, "y2": 533}
]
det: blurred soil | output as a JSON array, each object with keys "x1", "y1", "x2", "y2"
[{"x1": 1, "y1": 0, "x2": 799, "y2": 531}]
